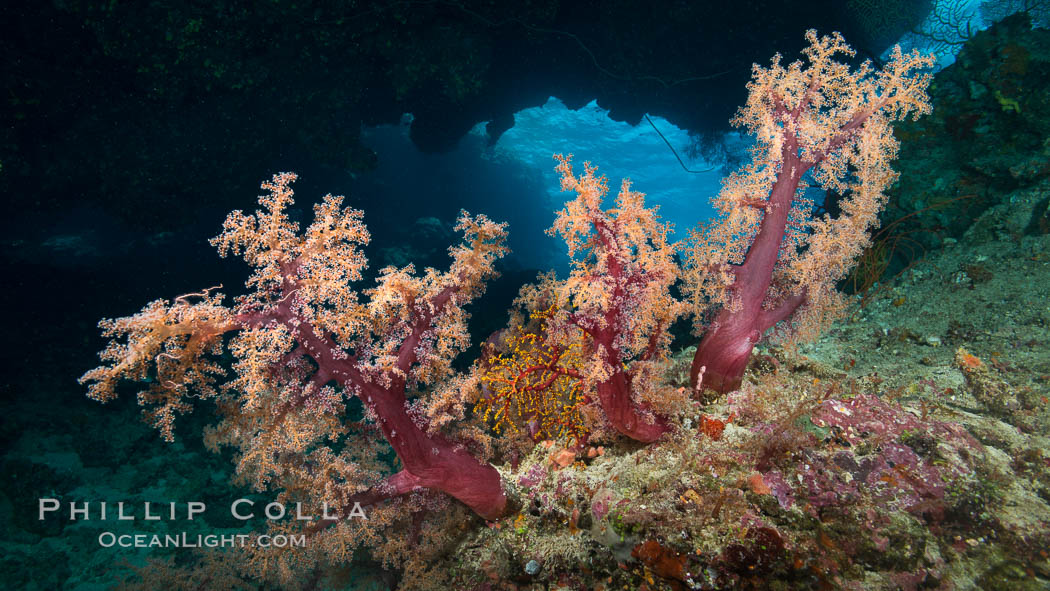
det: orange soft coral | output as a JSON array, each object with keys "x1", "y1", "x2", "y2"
[
  {"x1": 683, "y1": 31, "x2": 934, "y2": 393},
  {"x1": 82, "y1": 173, "x2": 511, "y2": 524}
]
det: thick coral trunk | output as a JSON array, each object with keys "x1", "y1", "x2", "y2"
[
  {"x1": 690, "y1": 289, "x2": 807, "y2": 394},
  {"x1": 257, "y1": 296, "x2": 509, "y2": 521},
  {"x1": 359, "y1": 382, "x2": 508, "y2": 520},
  {"x1": 690, "y1": 136, "x2": 804, "y2": 394},
  {"x1": 596, "y1": 370, "x2": 669, "y2": 443},
  {"x1": 689, "y1": 307, "x2": 761, "y2": 394}
]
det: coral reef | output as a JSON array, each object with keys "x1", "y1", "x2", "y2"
[
  {"x1": 880, "y1": 11, "x2": 1050, "y2": 278},
  {"x1": 70, "y1": 27, "x2": 1050, "y2": 591}
]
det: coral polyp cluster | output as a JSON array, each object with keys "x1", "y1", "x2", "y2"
[{"x1": 477, "y1": 303, "x2": 588, "y2": 444}]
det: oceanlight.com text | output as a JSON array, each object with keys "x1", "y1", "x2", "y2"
[{"x1": 97, "y1": 531, "x2": 306, "y2": 548}]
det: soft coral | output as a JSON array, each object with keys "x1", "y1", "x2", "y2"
[{"x1": 684, "y1": 31, "x2": 935, "y2": 393}]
